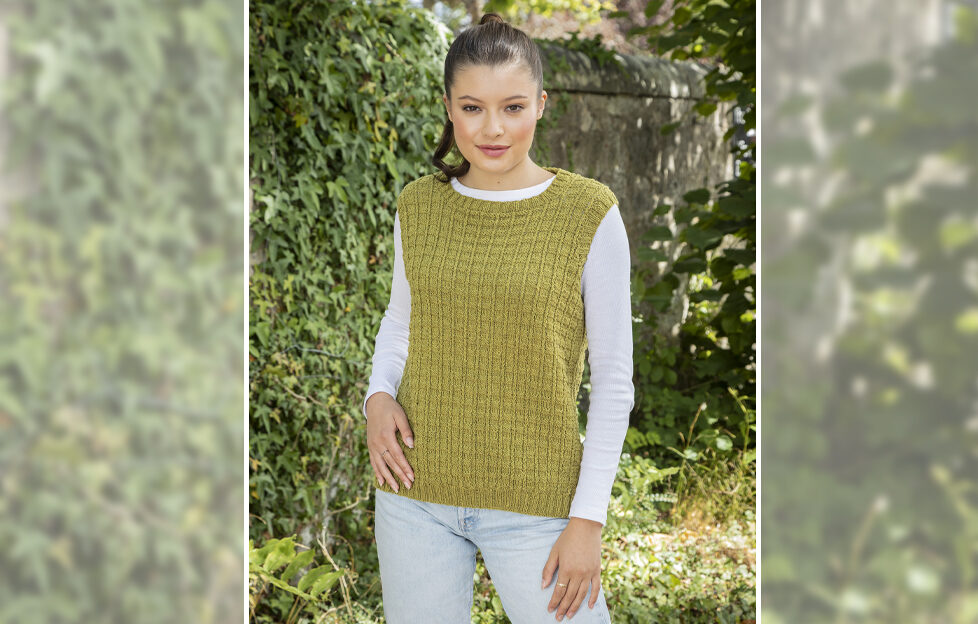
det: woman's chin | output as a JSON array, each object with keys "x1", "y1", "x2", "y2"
[{"x1": 466, "y1": 153, "x2": 520, "y2": 173}]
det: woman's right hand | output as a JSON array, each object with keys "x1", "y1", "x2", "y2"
[{"x1": 365, "y1": 392, "x2": 415, "y2": 493}]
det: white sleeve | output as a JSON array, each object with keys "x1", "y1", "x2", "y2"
[
  {"x1": 568, "y1": 204, "x2": 635, "y2": 526},
  {"x1": 362, "y1": 209, "x2": 411, "y2": 419}
]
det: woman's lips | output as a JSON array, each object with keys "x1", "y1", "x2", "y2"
[{"x1": 478, "y1": 145, "x2": 509, "y2": 157}]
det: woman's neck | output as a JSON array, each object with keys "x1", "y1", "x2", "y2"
[{"x1": 456, "y1": 161, "x2": 554, "y2": 191}]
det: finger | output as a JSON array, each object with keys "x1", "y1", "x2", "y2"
[
  {"x1": 391, "y1": 407, "x2": 414, "y2": 448},
  {"x1": 381, "y1": 442, "x2": 413, "y2": 488},
  {"x1": 547, "y1": 576, "x2": 567, "y2": 613},
  {"x1": 588, "y1": 574, "x2": 601, "y2": 608},
  {"x1": 384, "y1": 438, "x2": 414, "y2": 484},
  {"x1": 541, "y1": 551, "x2": 558, "y2": 589},
  {"x1": 368, "y1": 455, "x2": 383, "y2": 487},
  {"x1": 564, "y1": 579, "x2": 589, "y2": 620},
  {"x1": 377, "y1": 455, "x2": 400, "y2": 492},
  {"x1": 555, "y1": 577, "x2": 582, "y2": 619}
]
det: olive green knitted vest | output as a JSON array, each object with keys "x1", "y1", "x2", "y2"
[{"x1": 377, "y1": 166, "x2": 619, "y2": 518}]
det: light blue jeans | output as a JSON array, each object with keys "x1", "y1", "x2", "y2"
[{"x1": 374, "y1": 488, "x2": 612, "y2": 623}]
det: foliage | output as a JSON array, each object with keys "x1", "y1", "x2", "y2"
[
  {"x1": 603, "y1": 455, "x2": 755, "y2": 623},
  {"x1": 611, "y1": 0, "x2": 756, "y2": 500},
  {"x1": 617, "y1": 0, "x2": 755, "y2": 158},
  {"x1": 249, "y1": 536, "x2": 349, "y2": 623},
  {"x1": 551, "y1": 29, "x2": 625, "y2": 70},
  {"x1": 0, "y1": 1, "x2": 244, "y2": 622},
  {"x1": 249, "y1": 0, "x2": 449, "y2": 620},
  {"x1": 670, "y1": 440, "x2": 756, "y2": 527},
  {"x1": 483, "y1": 0, "x2": 615, "y2": 25},
  {"x1": 629, "y1": 171, "x2": 756, "y2": 464},
  {"x1": 249, "y1": 0, "x2": 447, "y2": 539}
]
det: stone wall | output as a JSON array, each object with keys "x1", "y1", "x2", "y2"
[{"x1": 534, "y1": 41, "x2": 735, "y2": 268}]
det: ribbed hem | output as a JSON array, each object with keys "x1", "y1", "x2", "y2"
[{"x1": 375, "y1": 478, "x2": 578, "y2": 519}]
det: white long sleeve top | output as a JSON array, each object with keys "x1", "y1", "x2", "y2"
[{"x1": 363, "y1": 173, "x2": 635, "y2": 526}]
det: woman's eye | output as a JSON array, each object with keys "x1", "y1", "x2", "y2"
[{"x1": 461, "y1": 105, "x2": 525, "y2": 112}]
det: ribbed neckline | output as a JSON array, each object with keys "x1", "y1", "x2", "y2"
[
  {"x1": 451, "y1": 171, "x2": 556, "y2": 200},
  {"x1": 438, "y1": 166, "x2": 569, "y2": 215}
]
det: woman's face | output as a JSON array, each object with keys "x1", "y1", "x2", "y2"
[{"x1": 443, "y1": 63, "x2": 546, "y2": 180}]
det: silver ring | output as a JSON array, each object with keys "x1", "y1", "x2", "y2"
[
  {"x1": 381, "y1": 449, "x2": 390, "y2": 456},
  {"x1": 557, "y1": 582, "x2": 567, "y2": 588}
]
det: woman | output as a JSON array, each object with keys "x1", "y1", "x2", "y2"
[{"x1": 363, "y1": 12, "x2": 634, "y2": 623}]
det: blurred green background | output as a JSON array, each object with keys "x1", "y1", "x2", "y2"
[
  {"x1": 0, "y1": 1, "x2": 245, "y2": 623},
  {"x1": 761, "y1": 0, "x2": 978, "y2": 621}
]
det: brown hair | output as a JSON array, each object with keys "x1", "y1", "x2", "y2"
[{"x1": 431, "y1": 12, "x2": 544, "y2": 183}]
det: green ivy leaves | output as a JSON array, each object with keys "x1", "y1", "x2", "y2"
[
  {"x1": 249, "y1": 8, "x2": 448, "y2": 622},
  {"x1": 249, "y1": 537, "x2": 347, "y2": 611},
  {"x1": 628, "y1": 0, "x2": 755, "y2": 475}
]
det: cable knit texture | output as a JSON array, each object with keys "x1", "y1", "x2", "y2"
[{"x1": 377, "y1": 166, "x2": 618, "y2": 518}]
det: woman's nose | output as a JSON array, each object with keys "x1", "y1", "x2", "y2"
[{"x1": 483, "y1": 114, "x2": 503, "y2": 137}]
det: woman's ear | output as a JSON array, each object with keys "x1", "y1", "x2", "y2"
[
  {"x1": 537, "y1": 90, "x2": 547, "y2": 119},
  {"x1": 443, "y1": 93, "x2": 451, "y2": 123}
]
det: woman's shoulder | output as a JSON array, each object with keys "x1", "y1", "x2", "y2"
[
  {"x1": 397, "y1": 171, "x2": 442, "y2": 202},
  {"x1": 395, "y1": 172, "x2": 451, "y2": 222},
  {"x1": 558, "y1": 168, "x2": 618, "y2": 208}
]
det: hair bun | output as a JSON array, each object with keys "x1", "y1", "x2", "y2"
[{"x1": 479, "y1": 12, "x2": 505, "y2": 26}]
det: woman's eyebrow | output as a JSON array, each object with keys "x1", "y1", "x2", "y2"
[{"x1": 457, "y1": 94, "x2": 528, "y2": 102}]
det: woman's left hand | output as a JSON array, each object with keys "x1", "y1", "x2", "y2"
[{"x1": 541, "y1": 517, "x2": 604, "y2": 621}]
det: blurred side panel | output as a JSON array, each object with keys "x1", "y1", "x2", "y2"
[
  {"x1": 762, "y1": 0, "x2": 978, "y2": 620},
  {"x1": 0, "y1": 2, "x2": 245, "y2": 622}
]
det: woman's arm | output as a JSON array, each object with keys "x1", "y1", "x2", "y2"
[
  {"x1": 568, "y1": 204, "x2": 636, "y2": 526},
  {"x1": 362, "y1": 209, "x2": 411, "y2": 419}
]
